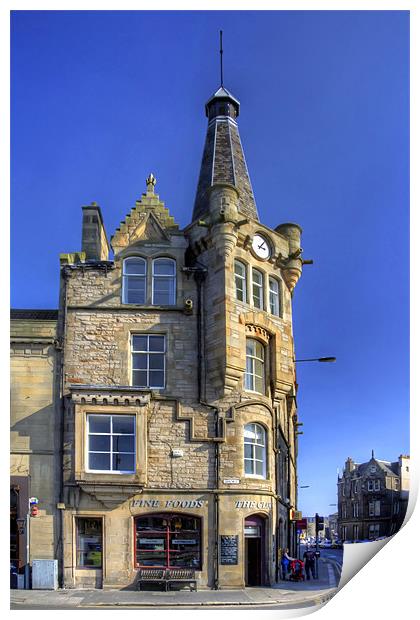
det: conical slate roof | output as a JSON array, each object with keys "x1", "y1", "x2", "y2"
[{"x1": 192, "y1": 86, "x2": 259, "y2": 223}]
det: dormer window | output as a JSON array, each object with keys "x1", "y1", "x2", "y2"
[
  {"x1": 123, "y1": 257, "x2": 146, "y2": 304},
  {"x1": 122, "y1": 257, "x2": 176, "y2": 306},
  {"x1": 152, "y1": 258, "x2": 176, "y2": 305}
]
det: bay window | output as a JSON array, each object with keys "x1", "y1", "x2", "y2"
[{"x1": 87, "y1": 414, "x2": 135, "y2": 473}]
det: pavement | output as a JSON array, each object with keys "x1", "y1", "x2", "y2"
[{"x1": 10, "y1": 557, "x2": 342, "y2": 609}]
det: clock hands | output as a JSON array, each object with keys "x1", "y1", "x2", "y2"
[{"x1": 258, "y1": 242, "x2": 266, "y2": 251}]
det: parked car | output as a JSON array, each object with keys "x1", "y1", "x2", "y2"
[
  {"x1": 332, "y1": 539, "x2": 343, "y2": 549},
  {"x1": 322, "y1": 540, "x2": 332, "y2": 549}
]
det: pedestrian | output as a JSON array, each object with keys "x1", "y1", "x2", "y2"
[
  {"x1": 280, "y1": 548, "x2": 294, "y2": 580},
  {"x1": 303, "y1": 546, "x2": 316, "y2": 580}
]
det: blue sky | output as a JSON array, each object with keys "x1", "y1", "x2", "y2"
[{"x1": 10, "y1": 10, "x2": 409, "y2": 517}]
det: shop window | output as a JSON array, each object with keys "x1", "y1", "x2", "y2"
[
  {"x1": 234, "y1": 259, "x2": 247, "y2": 302},
  {"x1": 76, "y1": 518, "x2": 103, "y2": 568},
  {"x1": 87, "y1": 414, "x2": 135, "y2": 473},
  {"x1": 269, "y1": 277, "x2": 281, "y2": 316},
  {"x1": 123, "y1": 257, "x2": 147, "y2": 304},
  {"x1": 152, "y1": 258, "x2": 176, "y2": 305},
  {"x1": 252, "y1": 268, "x2": 264, "y2": 309},
  {"x1": 245, "y1": 338, "x2": 265, "y2": 393},
  {"x1": 132, "y1": 334, "x2": 166, "y2": 389},
  {"x1": 135, "y1": 513, "x2": 201, "y2": 569},
  {"x1": 244, "y1": 422, "x2": 267, "y2": 478}
]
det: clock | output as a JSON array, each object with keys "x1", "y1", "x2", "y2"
[{"x1": 251, "y1": 234, "x2": 271, "y2": 260}]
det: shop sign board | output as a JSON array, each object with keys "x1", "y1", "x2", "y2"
[{"x1": 220, "y1": 535, "x2": 238, "y2": 565}]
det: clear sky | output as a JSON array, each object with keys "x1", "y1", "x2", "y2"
[{"x1": 10, "y1": 10, "x2": 409, "y2": 517}]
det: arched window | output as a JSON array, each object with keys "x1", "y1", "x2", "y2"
[
  {"x1": 234, "y1": 260, "x2": 247, "y2": 302},
  {"x1": 152, "y1": 258, "x2": 176, "y2": 305},
  {"x1": 245, "y1": 338, "x2": 265, "y2": 393},
  {"x1": 244, "y1": 423, "x2": 267, "y2": 478},
  {"x1": 123, "y1": 257, "x2": 146, "y2": 304},
  {"x1": 135, "y1": 513, "x2": 202, "y2": 569}
]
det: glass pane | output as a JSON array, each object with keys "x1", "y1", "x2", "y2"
[
  {"x1": 255, "y1": 425, "x2": 264, "y2": 443},
  {"x1": 126, "y1": 288, "x2": 146, "y2": 305},
  {"x1": 136, "y1": 516, "x2": 167, "y2": 531},
  {"x1": 89, "y1": 435, "x2": 110, "y2": 452},
  {"x1": 235, "y1": 277, "x2": 245, "y2": 301},
  {"x1": 112, "y1": 452, "x2": 135, "y2": 471},
  {"x1": 269, "y1": 278, "x2": 278, "y2": 294},
  {"x1": 244, "y1": 444, "x2": 253, "y2": 459},
  {"x1": 153, "y1": 259, "x2": 175, "y2": 275},
  {"x1": 246, "y1": 340, "x2": 255, "y2": 356},
  {"x1": 153, "y1": 281, "x2": 174, "y2": 305},
  {"x1": 112, "y1": 416, "x2": 135, "y2": 434},
  {"x1": 149, "y1": 336, "x2": 165, "y2": 352},
  {"x1": 234, "y1": 261, "x2": 245, "y2": 277},
  {"x1": 254, "y1": 341, "x2": 264, "y2": 360},
  {"x1": 124, "y1": 258, "x2": 146, "y2": 275},
  {"x1": 255, "y1": 460, "x2": 263, "y2": 476},
  {"x1": 113, "y1": 435, "x2": 135, "y2": 452},
  {"x1": 252, "y1": 269, "x2": 262, "y2": 285},
  {"x1": 89, "y1": 415, "x2": 110, "y2": 434},
  {"x1": 77, "y1": 550, "x2": 102, "y2": 567},
  {"x1": 149, "y1": 371, "x2": 165, "y2": 388},
  {"x1": 254, "y1": 446, "x2": 264, "y2": 461},
  {"x1": 254, "y1": 374, "x2": 264, "y2": 394},
  {"x1": 137, "y1": 549, "x2": 166, "y2": 566},
  {"x1": 132, "y1": 353, "x2": 147, "y2": 370},
  {"x1": 89, "y1": 452, "x2": 110, "y2": 471},
  {"x1": 132, "y1": 335, "x2": 148, "y2": 351},
  {"x1": 149, "y1": 354, "x2": 164, "y2": 370},
  {"x1": 132, "y1": 370, "x2": 147, "y2": 387},
  {"x1": 244, "y1": 459, "x2": 253, "y2": 474},
  {"x1": 244, "y1": 424, "x2": 255, "y2": 439},
  {"x1": 244, "y1": 373, "x2": 253, "y2": 391}
]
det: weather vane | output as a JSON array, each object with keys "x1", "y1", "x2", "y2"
[{"x1": 220, "y1": 30, "x2": 224, "y2": 88}]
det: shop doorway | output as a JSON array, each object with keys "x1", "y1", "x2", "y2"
[{"x1": 244, "y1": 515, "x2": 265, "y2": 586}]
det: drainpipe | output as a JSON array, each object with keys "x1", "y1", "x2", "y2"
[{"x1": 56, "y1": 267, "x2": 69, "y2": 588}]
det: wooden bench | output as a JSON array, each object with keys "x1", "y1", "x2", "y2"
[
  {"x1": 166, "y1": 568, "x2": 197, "y2": 591},
  {"x1": 137, "y1": 568, "x2": 197, "y2": 591},
  {"x1": 137, "y1": 569, "x2": 166, "y2": 590}
]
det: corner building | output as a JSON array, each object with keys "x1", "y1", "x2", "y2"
[{"x1": 59, "y1": 85, "x2": 306, "y2": 589}]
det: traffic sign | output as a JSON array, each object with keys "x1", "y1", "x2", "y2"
[{"x1": 296, "y1": 518, "x2": 308, "y2": 530}]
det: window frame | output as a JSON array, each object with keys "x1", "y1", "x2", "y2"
[
  {"x1": 244, "y1": 338, "x2": 266, "y2": 394},
  {"x1": 268, "y1": 276, "x2": 281, "y2": 316},
  {"x1": 151, "y1": 257, "x2": 176, "y2": 306},
  {"x1": 122, "y1": 257, "x2": 147, "y2": 305},
  {"x1": 234, "y1": 259, "x2": 248, "y2": 303},
  {"x1": 243, "y1": 422, "x2": 267, "y2": 479},
  {"x1": 86, "y1": 413, "x2": 136, "y2": 474},
  {"x1": 252, "y1": 268, "x2": 264, "y2": 310},
  {"x1": 132, "y1": 334, "x2": 166, "y2": 389}
]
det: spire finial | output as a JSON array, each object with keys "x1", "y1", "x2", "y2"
[
  {"x1": 372, "y1": 449, "x2": 375, "y2": 459},
  {"x1": 219, "y1": 30, "x2": 224, "y2": 88},
  {"x1": 146, "y1": 173, "x2": 156, "y2": 194}
]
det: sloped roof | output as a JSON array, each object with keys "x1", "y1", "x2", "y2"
[{"x1": 11, "y1": 309, "x2": 58, "y2": 320}]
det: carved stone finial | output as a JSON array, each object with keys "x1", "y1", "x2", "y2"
[{"x1": 146, "y1": 173, "x2": 157, "y2": 193}]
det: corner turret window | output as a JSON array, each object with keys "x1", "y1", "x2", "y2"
[
  {"x1": 234, "y1": 260, "x2": 247, "y2": 302},
  {"x1": 252, "y1": 268, "x2": 264, "y2": 309},
  {"x1": 245, "y1": 338, "x2": 265, "y2": 393},
  {"x1": 244, "y1": 423, "x2": 267, "y2": 478},
  {"x1": 152, "y1": 258, "x2": 176, "y2": 305},
  {"x1": 123, "y1": 257, "x2": 147, "y2": 304},
  {"x1": 269, "y1": 277, "x2": 281, "y2": 316}
]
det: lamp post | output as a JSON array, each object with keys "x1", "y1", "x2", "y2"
[{"x1": 294, "y1": 357, "x2": 336, "y2": 363}]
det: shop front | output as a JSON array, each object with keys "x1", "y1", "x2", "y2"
[{"x1": 64, "y1": 491, "x2": 278, "y2": 590}]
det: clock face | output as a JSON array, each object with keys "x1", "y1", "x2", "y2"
[{"x1": 252, "y1": 234, "x2": 271, "y2": 260}]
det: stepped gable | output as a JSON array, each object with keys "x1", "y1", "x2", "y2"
[
  {"x1": 192, "y1": 86, "x2": 259, "y2": 223},
  {"x1": 111, "y1": 174, "x2": 179, "y2": 255}
]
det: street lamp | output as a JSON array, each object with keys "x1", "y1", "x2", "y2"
[{"x1": 294, "y1": 357, "x2": 336, "y2": 363}]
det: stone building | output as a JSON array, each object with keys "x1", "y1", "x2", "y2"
[
  {"x1": 11, "y1": 82, "x2": 308, "y2": 589},
  {"x1": 10, "y1": 310, "x2": 61, "y2": 584},
  {"x1": 337, "y1": 453, "x2": 410, "y2": 542}
]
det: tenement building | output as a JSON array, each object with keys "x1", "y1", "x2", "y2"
[
  {"x1": 11, "y1": 83, "x2": 308, "y2": 589},
  {"x1": 337, "y1": 453, "x2": 410, "y2": 542}
]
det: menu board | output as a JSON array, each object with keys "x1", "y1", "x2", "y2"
[{"x1": 220, "y1": 535, "x2": 238, "y2": 565}]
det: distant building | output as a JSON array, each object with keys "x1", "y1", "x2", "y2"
[
  {"x1": 327, "y1": 512, "x2": 339, "y2": 541},
  {"x1": 337, "y1": 453, "x2": 409, "y2": 541}
]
